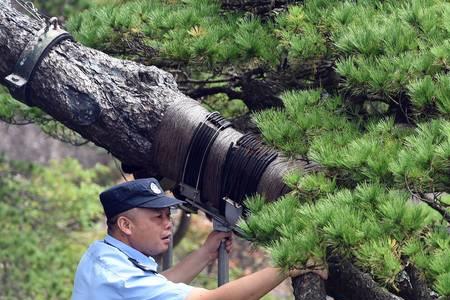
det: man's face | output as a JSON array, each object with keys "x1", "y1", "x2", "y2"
[{"x1": 127, "y1": 207, "x2": 173, "y2": 257}]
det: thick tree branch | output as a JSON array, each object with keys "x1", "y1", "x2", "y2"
[
  {"x1": 326, "y1": 256, "x2": 405, "y2": 300},
  {"x1": 397, "y1": 265, "x2": 433, "y2": 300},
  {"x1": 0, "y1": 2, "x2": 316, "y2": 211}
]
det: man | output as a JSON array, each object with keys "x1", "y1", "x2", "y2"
[{"x1": 72, "y1": 178, "x2": 326, "y2": 300}]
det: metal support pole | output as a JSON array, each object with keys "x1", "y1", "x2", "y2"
[
  {"x1": 217, "y1": 239, "x2": 229, "y2": 286},
  {"x1": 213, "y1": 219, "x2": 230, "y2": 287}
]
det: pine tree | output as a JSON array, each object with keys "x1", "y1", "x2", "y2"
[{"x1": 1, "y1": 0, "x2": 449, "y2": 299}]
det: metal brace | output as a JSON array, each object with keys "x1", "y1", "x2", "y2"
[{"x1": 5, "y1": 17, "x2": 73, "y2": 106}]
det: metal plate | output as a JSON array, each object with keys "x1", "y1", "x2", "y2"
[{"x1": 5, "y1": 26, "x2": 73, "y2": 105}]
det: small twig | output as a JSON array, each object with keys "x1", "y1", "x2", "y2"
[
  {"x1": 112, "y1": 156, "x2": 128, "y2": 182},
  {"x1": 186, "y1": 86, "x2": 243, "y2": 100},
  {"x1": 404, "y1": 178, "x2": 450, "y2": 223},
  {"x1": 417, "y1": 192, "x2": 450, "y2": 223},
  {"x1": 177, "y1": 77, "x2": 237, "y2": 85}
]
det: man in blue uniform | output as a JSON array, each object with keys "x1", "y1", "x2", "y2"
[{"x1": 72, "y1": 178, "x2": 327, "y2": 300}]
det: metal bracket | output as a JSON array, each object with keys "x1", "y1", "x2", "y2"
[
  {"x1": 5, "y1": 20, "x2": 73, "y2": 105},
  {"x1": 179, "y1": 183, "x2": 201, "y2": 203},
  {"x1": 224, "y1": 197, "x2": 243, "y2": 227},
  {"x1": 178, "y1": 186, "x2": 245, "y2": 237}
]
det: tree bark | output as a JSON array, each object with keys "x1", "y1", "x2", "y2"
[
  {"x1": 397, "y1": 265, "x2": 434, "y2": 300},
  {"x1": 326, "y1": 256, "x2": 405, "y2": 300},
  {"x1": 292, "y1": 273, "x2": 327, "y2": 300}
]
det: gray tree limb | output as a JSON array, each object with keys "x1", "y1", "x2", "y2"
[{"x1": 326, "y1": 257, "x2": 405, "y2": 300}]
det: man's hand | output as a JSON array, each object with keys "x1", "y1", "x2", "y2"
[
  {"x1": 161, "y1": 231, "x2": 232, "y2": 283},
  {"x1": 200, "y1": 231, "x2": 233, "y2": 262}
]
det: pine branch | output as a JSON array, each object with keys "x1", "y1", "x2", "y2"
[
  {"x1": 177, "y1": 77, "x2": 237, "y2": 85},
  {"x1": 185, "y1": 86, "x2": 243, "y2": 100},
  {"x1": 220, "y1": 0, "x2": 303, "y2": 19}
]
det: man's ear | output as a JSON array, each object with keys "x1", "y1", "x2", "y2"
[{"x1": 116, "y1": 216, "x2": 133, "y2": 235}]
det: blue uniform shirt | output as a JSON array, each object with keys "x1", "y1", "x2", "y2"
[{"x1": 71, "y1": 234, "x2": 193, "y2": 300}]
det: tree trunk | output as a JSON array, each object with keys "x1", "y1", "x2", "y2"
[{"x1": 292, "y1": 273, "x2": 327, "y2": 300}]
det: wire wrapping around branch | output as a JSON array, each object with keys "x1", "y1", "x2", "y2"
[
  {"x1": 220, "y1": 133, "x2": 278, "y2": 214},
  {"x1": 180, "y1": 111, "x2": 231, "y2": 202}
]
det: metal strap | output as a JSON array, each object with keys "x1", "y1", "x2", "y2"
[
  {"x1": 5, "y1": 20, "x2": 73, "y2": 105},
  {"x1": 179, "y1": 112, "x2": 229, "y2": 204}
]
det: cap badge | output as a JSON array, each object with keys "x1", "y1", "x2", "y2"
[{"x1": 150, "y1": 182, "x2": 162, "y2": 194}]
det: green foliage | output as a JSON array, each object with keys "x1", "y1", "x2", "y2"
[
  {"x1": 254, "y1": 90, "x2": 357, "y2": 157},
  {"x1": 0, "y1": 86, "x2": 87, "y2": 144},
  {"x1": 0, "y1": 86, "x2": 47, "y2": 124},
  {"x1": 331, "y1": 0, "x2": 450, "y2": 115},
  {"x1": 284, "y1": 170, "x2": 336, "y2": 202},
  {"x1": 67, "y1": 0, "x2": 279, "y2": 67},
  {"x1": 0, "y1": 157, "x2": 110, "y2": 300},
  {"x1": 390, "y1": 120, "x2": 450, "y2": 191},
  {"x1": 275, "y1": 6, "x2": 327, "y2": 60},
  {"x1": 67, "y1": 0, "x2": 450, "y2": 121},
  {"x1": 255, "y1": 88, "x2": 450, "y2": 193},
  {"x1": 240, "y1": 194, "x2": 300, "y2": 246},
  {"x1": 355, "y1": 239, "x2": 403, "y2": 286},
  {"x1": 251, "y1": 86, "x2": 450, "y2": 294},
  {"x1": 243, "y1": 183, "x2": 449, "y2": 292},
  {"x1": 35, "y1": 0, "x2": 92, "y2": 17},
  {"x1": 202, "y1": 94, "x2": 248, "y2": 118}
]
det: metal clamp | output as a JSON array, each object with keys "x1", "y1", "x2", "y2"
[{"x1": 5, "y1": 17, "x2": 73, "y2": 105}]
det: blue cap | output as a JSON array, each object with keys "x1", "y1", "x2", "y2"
[{"x1": 100, "y1": 178, "x2": 184, "y2": 219}]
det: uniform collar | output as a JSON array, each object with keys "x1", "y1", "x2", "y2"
[{"x1": 104, "y1": 234, "x2": 158, "y2": 272}]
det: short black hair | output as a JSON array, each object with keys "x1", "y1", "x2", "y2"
[{"x1": 106, "y1": 215, "x2": 119, "y2": 234}]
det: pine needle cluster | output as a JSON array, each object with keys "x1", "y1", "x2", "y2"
[
  {"x1": 67, "y1": 0, "x2": 279, "y2": 67},
  {"x1": 331, "y1": 0, "x2": 450, "y2": 116},
  {"x1": 256, "y1": 89, "x2": 450, "y2": 192},
  {"x1": 68, "y1": 0, "x2": 449, "y2": 120},
  {"x1": 251, "y1": 86, "x2": 450, "y2": 295},
  {"x1": 241, "y1": 183, "x2": 449, "y2": 294}
]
